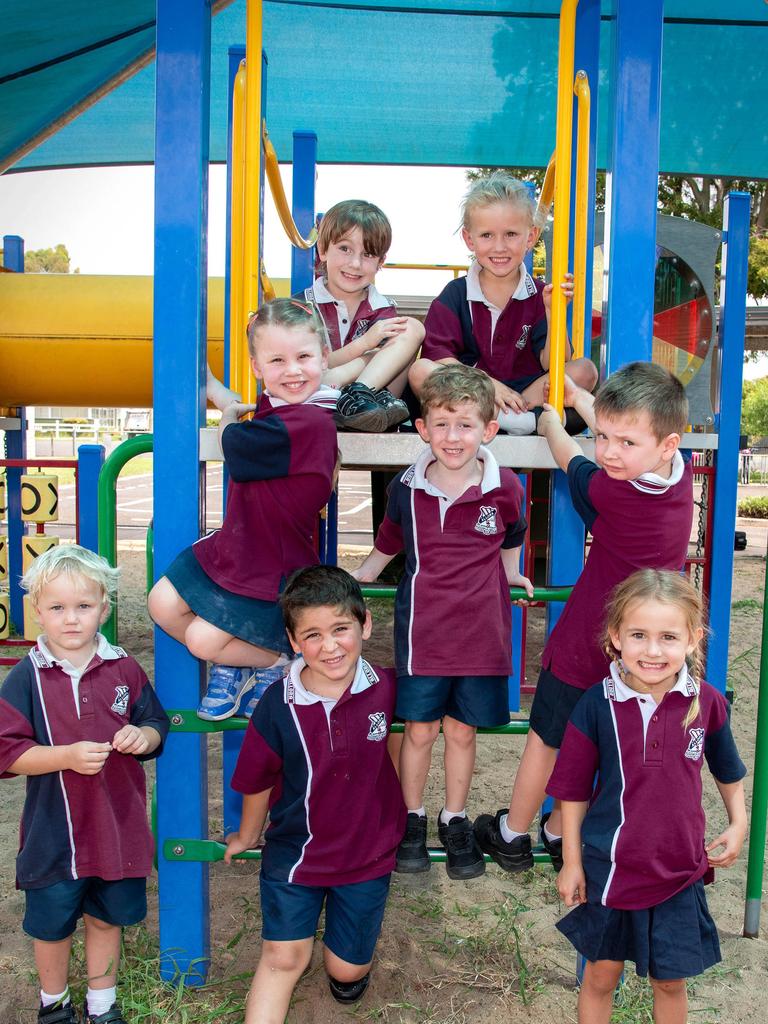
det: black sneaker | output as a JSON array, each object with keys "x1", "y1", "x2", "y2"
[
  {"x1": 328, "y1": 972, "x2": 370, "y2": 1004},
  {"x1": 82, "y1": 1003, "x2": 127, "y2": 1024},
  {"x1": 334, "y1": 383, "x2": 389, "y2": 432},
  {"x1": 474, "y1": 809, "x2": 533, "y2": 873},
  {"x1": 540, "y1": 811, "x2": 564, "y2": 872},
  {"x1": 38, "y1": 1003, "x2": 79, "y2": 1024},
  {"x1": 395, "y1": 812, "x2": 431, "y2": 873},
  {"x1": 373, "y1": 388, "x2": 410, "y2": 429},
  {"x1": 438, "y1": 813, "x2": 485, "y2": 880}
]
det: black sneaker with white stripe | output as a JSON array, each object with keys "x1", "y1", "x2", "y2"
[{"x1": 334, "y1": 382, "x2": 389, "y2": 432}]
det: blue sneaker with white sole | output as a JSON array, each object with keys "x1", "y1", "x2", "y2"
[
  {"x1": 197, "y1": 665, "x2": 253, "y2": 721},
  {"x1": 243, "y1": 664, "x2": 289, "y2": 717}
]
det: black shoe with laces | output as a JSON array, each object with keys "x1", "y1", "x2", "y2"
[
  {"x1": 395, "y1": 812, "x2": 431, "y2": 873},
  {"x1": 334, "y1": 382, "x2": 389, "y2": 432},
  {"x1": 438, "y1": 813, "x2": 485, "y2": 880},
  {"x1": 539, "y1": 811, "x2": 564, "y2": 872},
  {"x1": 82, "y1": 1003, "x2": 127, "y2": 1024},
  {"x1": 474, "y1": 809, "x2": 533, "y2": 873},
  {"x1": 38, "y1": 1002, "x2": 79, "y2": 1024},
  {"x1": 328, "y1": 972, "x2": 371, "y2": 1004},
  {"x1": 372, "y1": 388, "x2": 410, "y2": 429}
]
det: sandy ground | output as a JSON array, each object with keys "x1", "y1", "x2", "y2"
[{"x1": 1, "y1": 548, "x2": 767, "y2": 1023}]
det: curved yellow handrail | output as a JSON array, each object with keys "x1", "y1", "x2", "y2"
[
  {"x1": 262, "y1": 123, "x2": 318, "y2": 251},
  {"x1": 229, "y1": 60, "x2": 247, "y2": 398},
  {"x1": 550, "y1": 0, "x2": 579, "y2": 415},
  {"x1": 534, "y1": 151, "x2": 556, "y2": 239},
  {"x1": 572, "y1": 70, "x2": 591, "y2": 361},
  {"x1": 261, "y1": 263, "x2": 276, "y2": 302},
  {"x1": 384, "y1": 262, "x2": 469, "y2": 279}
]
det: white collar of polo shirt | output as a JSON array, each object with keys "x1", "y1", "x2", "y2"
[
  {"x1": 465, "y1": 259, "x2": 537, "y2": 310},
  {"x1": 405, "y1": 444, "x2": 502, "y2": 500},
  {"x1": 284, "y1": 656, "x2": 380, "y2": 705},
  {"x1": 36, "y1": 631, "x2": 122, "y2": 670},
  {"x1": 311, "y1": 275, "x2": 391, "y2": 312},
  {"x1": 630, "y1": 449, "x2": 685, "y2": 495},
  {"x1": 603, "y1": 660, "x2": 699, "y2": 704}
]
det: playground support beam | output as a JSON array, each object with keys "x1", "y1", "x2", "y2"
[
  {"x1": 603, "y1": 0, "x2": 663, "y2": 373},
  {"x1": 707, "y1": 192, "x2": 750, "y2": 691},
  {"x1": 3, "y1": 235, "x2": 26, "y2": 631},
  {"x1": 291, "y1": 130, "x2": 318, "y2": 294},
  {"x1": 153, "y1": 0, "x2": 211, "y2": 985}
]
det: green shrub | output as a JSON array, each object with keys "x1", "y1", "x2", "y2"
[{"x1": 737, "y1": 496, "x2": 768, "y2": 518}]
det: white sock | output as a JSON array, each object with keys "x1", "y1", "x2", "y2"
[
  {"x1": 500, "y1": 813, "x2": 528, "y2": 844},
  {"x1": 41, "y1": 988, "x2": 69, "y2": 1008},
  {"x1": 87, "y1": 986, "x2": 116, "y2": 1016},
  {"x1": 408, "y1": 806, "x2": 426, "y2": 818},
  {"x1": 440, "y1": 807, "x2": 466, "y2": 825},
  {"x1": 495, "y1": 409, "x2": 537, "y2": 436},
  {"x1": 543, "y1": 822, "x2": 561, "y2": 842}
]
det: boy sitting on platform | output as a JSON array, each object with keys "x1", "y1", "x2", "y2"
[
  {"x1": 353, "y1": 364, "x2": 533, "y2": 880},
  {"x1": 475, "y1": 361, "x2": 694, "y2": 873},
  {"x1": 225, "y1": 566, "x2": 405, "y2": 1021},
  {"x1": 0, "y1": 545, "x2": 168, "y2": 1024}
]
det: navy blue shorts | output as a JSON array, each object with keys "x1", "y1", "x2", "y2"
[
  {"x1": 557, "y1": 878, "x2": 721, "y2": 980},
  {"x1": 259, "y1": 872, "x2": 391, "y2": 966},
  {"x1": 164, "y1": 545, "x2": 292, "y2": 654},
  {"x1": 23, "y1": 876, "x2": 147, "y2": 942},
  {"x1": 529, "y1": 667, "x2": 585, "y2": 747},
  {"x1": 396, "y1": 674, "x2": 509, "y2": 727}
]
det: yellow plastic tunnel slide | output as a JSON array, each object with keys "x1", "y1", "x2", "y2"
[{"x1": 0, "y1": 273, "x2": 288, "y2": 408}]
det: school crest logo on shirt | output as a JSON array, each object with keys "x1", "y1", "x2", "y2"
[
  {"x1": 474, "y1": 506, "x2": 499, "y2": 535},
  {"x1": 111, "y1": 685, "x2": 130, "y2": 716},
  {"x1": 684, "y1": 727, "x2": 705, "y2": 761},
  {"x1": 367, "y1": 712, "x2": 388, "y2": 742},
  {"x1": 516, "y1": 324, "x2": 531, "y2": 350},
  {"x1": 352, "y1": 319, "x2": 371, "y2": 340}
]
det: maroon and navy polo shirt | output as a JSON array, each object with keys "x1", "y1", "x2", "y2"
[
  {"x1": 422, "y1": 261, "x2": 549, "y2": 388},
  {"x1": 374, "y1": 446, "x2": 527, "y2": 677},
  {"x1": 231, "y1": 657, "x2": 405, "y2": 886},
  {"x1": 301, "y1": 277, "x2": 397, "y2": 353},
  {"x1": 542, "y1": 451, "x2": 694, "y2": 692},
  {"x1": 547, "y1": 663, "x2": 746, "y2": 910},
  {"x1": 193, "y1": 392, "x2": 338, "y2": 601},
  {"x1": 0, "y1": 635, "x2": 169, "y2": 890}
]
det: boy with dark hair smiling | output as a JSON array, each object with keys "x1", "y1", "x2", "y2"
[
  {"x1": 225, "y1": 565, "x2": 405, "y2": 1022},
  {"x1": 475, "y1": 361, "x2": 694, "y2": 875}
]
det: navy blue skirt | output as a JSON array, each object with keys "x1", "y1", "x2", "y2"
[
  {"x1": 557, "y1": 878, "x2": 721, "y2": 980},
  {"x1": 164, "y1": 545, "x2": 292, "y2": 655}
]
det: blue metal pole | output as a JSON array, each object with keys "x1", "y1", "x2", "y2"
[
  {"x1": 291, "y1": 130, "x2": 318, "y2": 293},
  {"x1": 602, "y1": 0, "x2": 663, "y2": 374},
  {"x1": 76, "y1": 445, "x2": 105, "y2": 553},
  {"x1": 3, "y1": 235, "x2": 26, "y2": 629},
  {"x1": 153, "y1": 0, "x2": 211, "y2": 984},
  {"x1": 707, "y1": 192, "x2": 750, "y2": 692},
  {"x1": 2, "y1": 234, "x2": 24, "y2": 272}
]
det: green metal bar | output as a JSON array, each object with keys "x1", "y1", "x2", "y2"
[
  {"x1": 166, "y1": 709, "x2": 532, "y2": 735},
  {"x1": 362, "y1": 585, "x2": 573, "y2": 603},
  {"x1": 163, "y1": 837, "x2": 552, "y2": 866},
  {"x1": 744, "y1": 531, "x2": 768, "y2": 937},
  {"x1": 97, "y1": 434, "x2": 153, "y2": 643}
]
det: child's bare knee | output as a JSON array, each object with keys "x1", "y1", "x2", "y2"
[
  {"x1": 405, "y1": 720, "x2": 440, "y2": 747},
  {"x1": 184, "y1": 620, "x2": 222, "y2": 661},
  {"x1": 147, "y1": 578, "x2": 176, "y2": 624},
  {"x1": 569, "y1": 358, "x2": 598, "y2": 391},
  {"x1": 260, "y1": 940, "x2": 312, "y2": 975},
  {"x1": 82, "y1": 913, "x2": 118, "y2": 934},
  {"x1": 442, "y1": 716, "x2": 476, "y2": 747},
  {"x1": 649, "y1": 976, "x2": 686, "y2": 996},
  {"x1": 407, "y1": 358, "x2": 433, "y2": 395},
  {"x1": 584, "y1": 960, "x2": 623, "y2": 996},
  {"x1": 323, "y1": 948, "x2": 370, "y2": 983}
]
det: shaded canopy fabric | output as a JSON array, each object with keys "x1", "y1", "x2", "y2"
[{"x1": 2, "y1": 1, "x2": 767, "y2": 176}]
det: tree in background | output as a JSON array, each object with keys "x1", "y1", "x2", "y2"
[
  {"x1": 742, "y1": 377, "x2": 768, "y2": 439},
  {"x1": 24, "y1": 243, "x2": 79, "y2": 274}
]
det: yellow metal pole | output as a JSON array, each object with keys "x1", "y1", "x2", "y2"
[
  {"x1": 230, "y1": 61, "x2": 247, "y2": 398},
  {"x1": 241, "y1": 0, "x2": 263, "y2": 403},
  {"x1": 572, "y1": 70, "x2": 591, "y2": 361},
  {"x1": 262, "y1": 124, "x2": 317, "y2": 249},
  {"x1": 550, "y1": 0, "x2": 579, "y2": 415}
]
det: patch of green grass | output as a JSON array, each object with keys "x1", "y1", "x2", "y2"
[
  {"x1": 732, "y1": 598, "x2": 763, "y2": 612},
  {"x1": 609, "y1": 974, "x2": 655, "y2": 1022},
  {"x1": 402, "y1": 890, "x2": 444, "y2": 920}
]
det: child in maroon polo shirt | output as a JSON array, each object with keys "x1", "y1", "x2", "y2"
[
  {"x1": 299, "y1": 199, "x2": 425, "y2": 432},
  {"x1": 475, "y1": 362, "x2": 694, "y2": 874},
  {"x1": 0, "y1": 545, "x2": 168, "y2": 1024},
  {"x1": 225, "y1": 566, "x2": 405, "y2": 1020},
  {"x1": 353, "y1": 364, "x2": 533, "y2": 881},
  {"x1": 148, "y1": 298, "x2": 339, "y2": 722},
  {"x1": 408, "y1": 171, "x2": 597, "y2": 435},
  {"x1": 550, "y1": 570, "x2": 746, "y2": 1023}
]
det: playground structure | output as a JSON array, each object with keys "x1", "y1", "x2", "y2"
[{"x1": 0, "y1": 0, "x2": 763, "y2": 984}]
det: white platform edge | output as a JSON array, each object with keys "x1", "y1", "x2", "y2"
[{"x1": 199, "y1": 428, "x2": 718, "y2": 468}]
